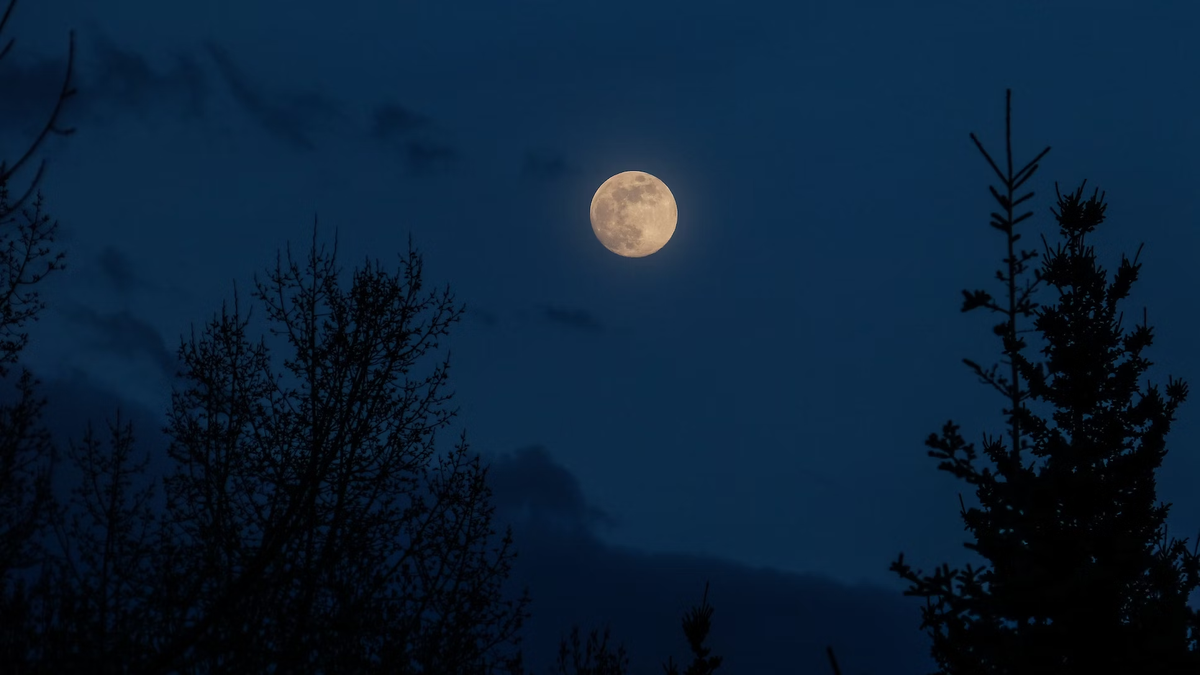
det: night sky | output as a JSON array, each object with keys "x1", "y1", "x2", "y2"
[{"x1": 5, "y1": 1, "x2": 1200, "y2": 672}]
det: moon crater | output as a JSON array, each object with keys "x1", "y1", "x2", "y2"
[{"x1": 589, "y1": 171, "x2": 677, "y2": 257}]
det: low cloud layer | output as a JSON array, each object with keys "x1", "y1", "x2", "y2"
[
  {"x1": 488, "y1": 445, "x2": 619, "y2": 533},
  {"x1": 486, "y1": 445, "x2": 935, "y2": 675}
]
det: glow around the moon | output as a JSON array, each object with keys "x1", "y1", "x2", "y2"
[{"x1": 589, "y1": 171, "x2": 677, "y2": 257}]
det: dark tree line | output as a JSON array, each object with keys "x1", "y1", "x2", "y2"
[{"x1": 0, "y1": 0, "x2": 1197, "y2": 671}]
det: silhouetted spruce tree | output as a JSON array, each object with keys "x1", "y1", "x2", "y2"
[
  {"x1": 662, "y1": 582, "x2": 723, "y2": 675},
  {"x1": 0, "y1": 0, "x2": 74, "y2": 667},
  {"x1": 130, "y1": 226, "x2": 531, "y2": 674},
  {"x1": 891, "y1": 90, "x2": 1200, "y2": 674}
]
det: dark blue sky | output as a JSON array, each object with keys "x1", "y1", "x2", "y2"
[{"x1": 5, "y1": 1, "x2": 1200, "y2": 672}]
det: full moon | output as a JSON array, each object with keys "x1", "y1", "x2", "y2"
[{"x1": 589, "y1": 171, "x2": 677, "y2": 257}]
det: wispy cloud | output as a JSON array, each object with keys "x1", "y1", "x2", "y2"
[
  {"x1": 521, "y1": 150, "x2": 571, "y2": 180},
  {"x1": 0, "y1": 33, "x2": 210, "y2": 134},
  {"x1": 61, "y1": 304, "x2": 179, "y2": 381},
  {"x1": 87, "y1": 35, "x2": 208, "y2": 120},
  {"x1": 204, "y1": 42, "x2": 343, "y2": 151},
  {"x1": 399, "y1": 138, "x2": 457, "y2": 173},
  {"x1": 540, "y1": 305, "x2": 604, "y2": 334},
  {"x1": 468, "y1": 307, "x2": 500, "y2": 328},
  {"x1": 0, "y1": 32, "x2": 480, "y2": 177},
  {"x1": 96, "y1": 247, "x2": 155, "y2": 294},
  {"x1": 365, "y1": 100, "x2": 458, "y2": 173},
  {"x1": 370, "y1": 102, "x2": 431, "y2": 139}
]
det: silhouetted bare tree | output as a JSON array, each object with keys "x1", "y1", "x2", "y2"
[
  {"x1": 132, "y1": 226, "x2": 529, "y2": 673},
  {"x1": 825, "y1": 646, "x2": 843, "y2": 675},
  {"x1": 23, "y1": 413, "x2": 159, "y2": 673},
  {"x1": 0, "y1": 0, "x2": 77, "y2": 220},
  {"x1": 891, "y1": 89, "x2": 1200, "y2": 673},
  {"x1": 0, "y1": 0, "x2": 73, "y2": 666}
]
